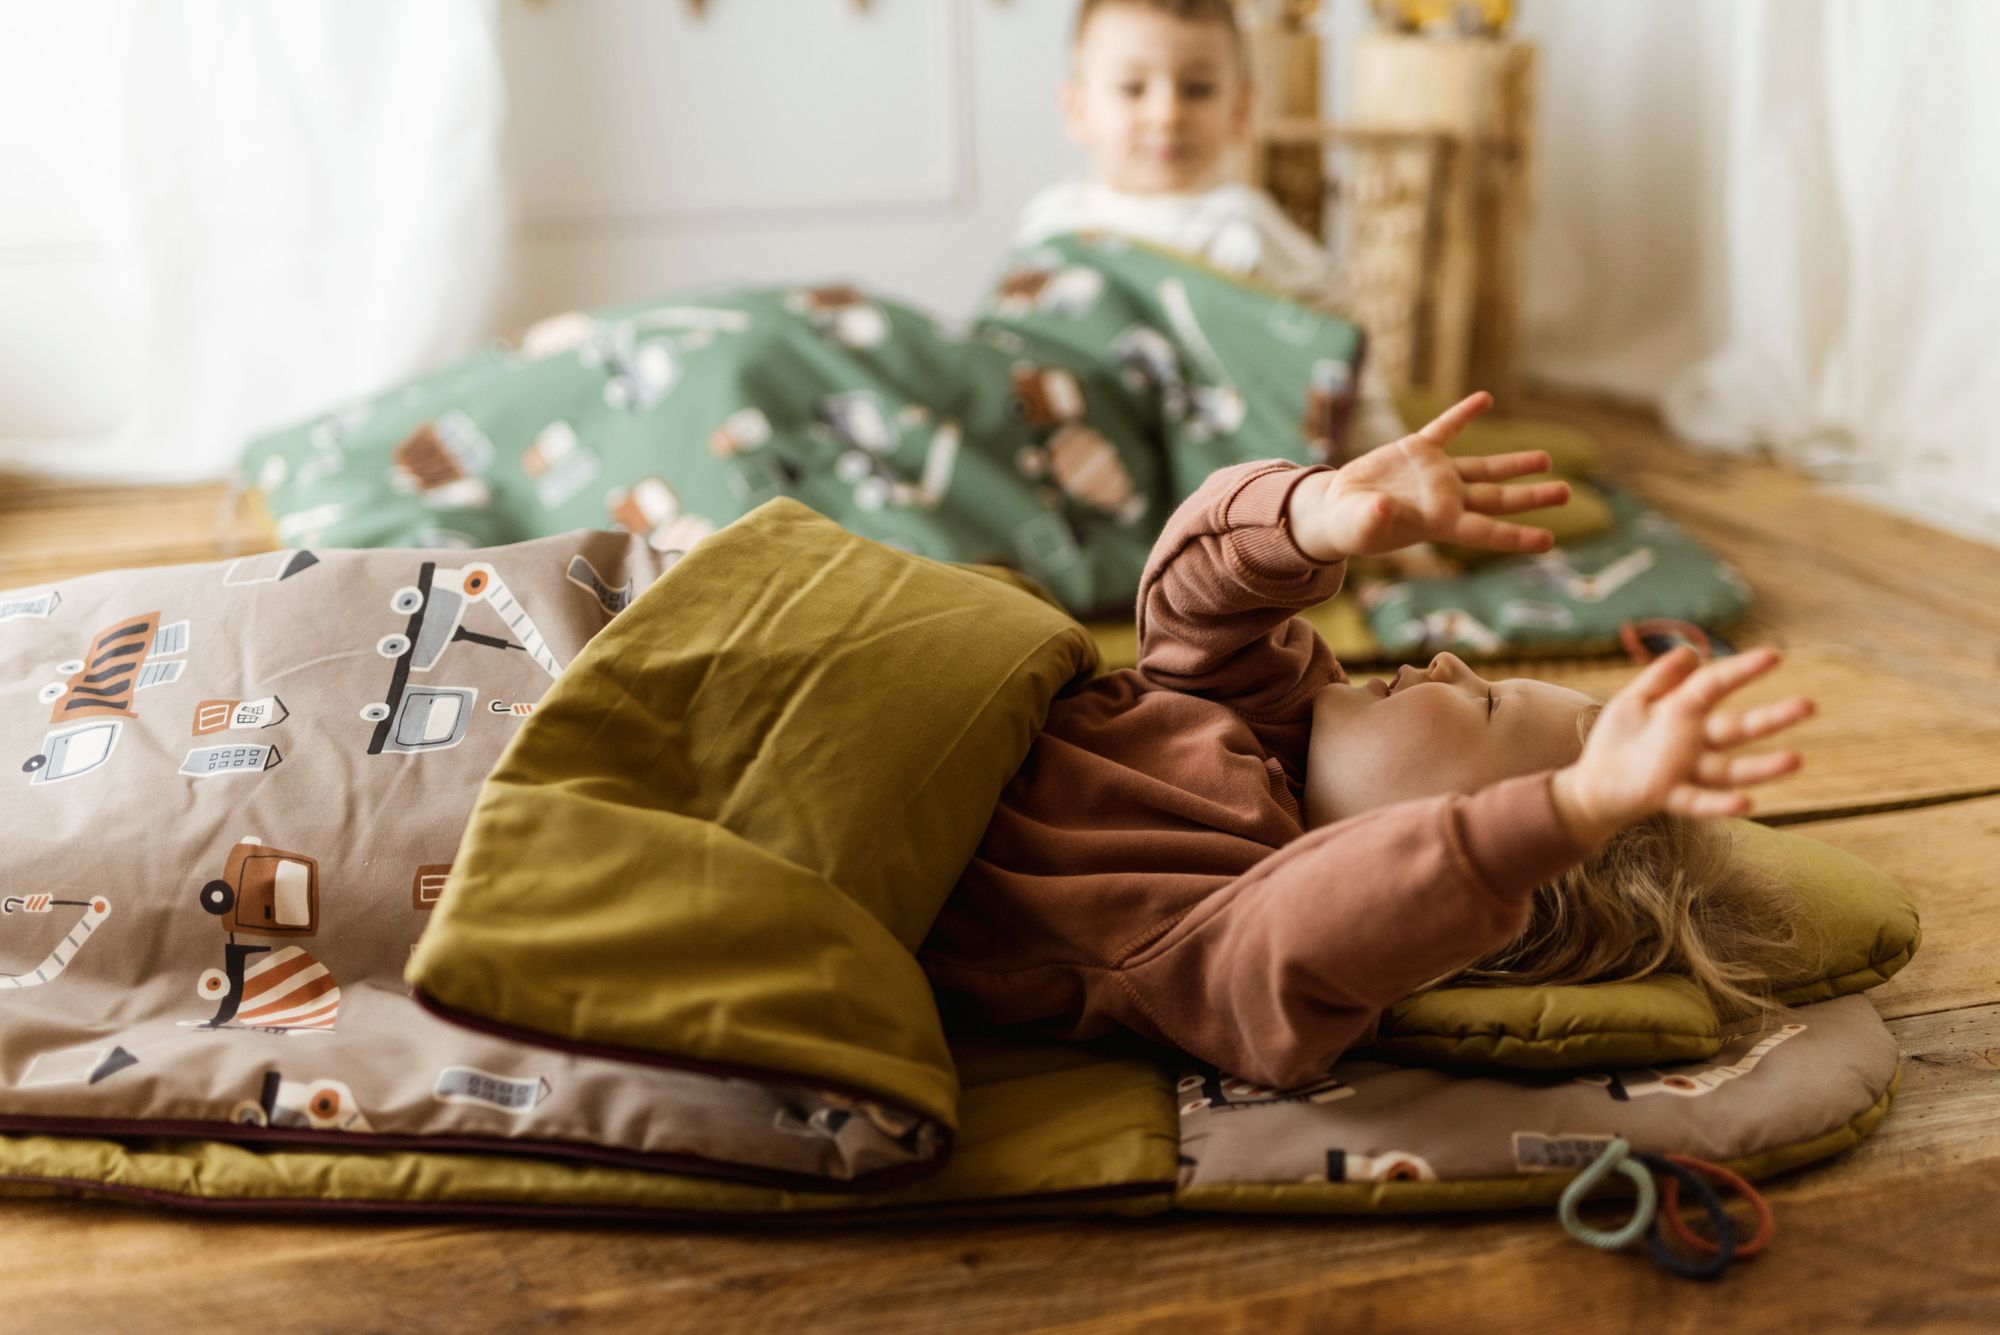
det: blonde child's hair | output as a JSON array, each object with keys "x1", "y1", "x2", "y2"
[
  {"x1": 1074, "y1": 0, "x2": 1245, "y2": 53},
  {"x1": 1421, "y1": 704, "x2": 1822, "y2": 1029}
]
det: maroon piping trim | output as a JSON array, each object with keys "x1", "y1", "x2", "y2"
[
  {"x1": 409, "y1": 986, "x2": 956, "y2": 1186},
  {"x1": 0, "y1": 1171, "x2": 1174, "y2": 1225},
  {"x1": 0, "y1": 1113, "x2": 941, "y2": 1195}
]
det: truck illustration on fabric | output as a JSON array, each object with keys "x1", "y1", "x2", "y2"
[
  {"x1": 230, "y1": 1070, "x2": 374, "y2": 1132},
  {"x1": 990, "y1": 260, "x2": 1106, "y2": 319},
  {"x1": 1319, "y1": 1147, "x2": 1439, "y2": 1183},
  {"x1": 194, "y1": 836, "x2": 341, "y2": 1031},
  {"x1": 0, "y1": 589, "x2": 60, "y2": 622},
  {"x1": 391, "y1": 412, "x2": 495, "y2": 510},
  {"x1": 606, "y1": 478, "x2": 718, "y2": 563},
  {"x1": 1005, "y1": 366, "x2": 1148, "y2": 526},
  {"x1": 360, "y1": 561, "x2": 561, "y2": 756},
  {"x1": 786, "y1": 284, "x2": 891, "y2": 349},
  {"x1": 22, "y1": 612, "x2": 190, "y2": 786},
  {"x1": 432, "y1": 1065, "x2": 553, "y2": 1117},
  {"x1": 520, "y1": 421, "x2": 600, "y2": 509}
]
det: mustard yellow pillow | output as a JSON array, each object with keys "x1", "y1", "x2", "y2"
[{"x1": 1366, "y1": 821, "x2": 1920, "y2": 1070}]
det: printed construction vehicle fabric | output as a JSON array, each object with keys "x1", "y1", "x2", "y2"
[
  {"x1": 0, "y1": 529, "x2": 969, "y2": 1191},
  {"x1": 241, "y1": 233, "x2": 1371, "y2": 622},
  {"x1": 0, "y1": 505, "x2": 1914, "y2": 1218},
  {"x1": 237, "y1": 231, "x2": 1750, "y2": 662}
]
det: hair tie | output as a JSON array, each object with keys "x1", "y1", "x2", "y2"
[
  {"x1": 1557, "y1": 1137, "x2": 1657, "y2": 1251},
  {"x1": 1634, "y1": 1153, "x2": 1738, "y2": 1279},
  {"x1": 1656, "y1": 1153, "x2": 1774, "y2": 1258}
]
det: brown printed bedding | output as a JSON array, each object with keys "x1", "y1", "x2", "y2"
[{"x1": 0, "y1": 532, "x2": 938, "y2": 1188}]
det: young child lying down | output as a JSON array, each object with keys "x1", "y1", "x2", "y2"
[{"x1": 921, "y1": 393, "x2": 1816, "y2": 1089}]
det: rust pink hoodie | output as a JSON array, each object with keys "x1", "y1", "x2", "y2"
[{"x1": 920, "y1": 460, "x2": 1597, "y2": 1088}]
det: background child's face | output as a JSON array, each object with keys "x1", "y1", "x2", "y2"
[
  {"x1": 1304, "y1": 654, "x2": 1597, "y2": 827},
  {"x1": 1063, "y1": 5, "x2": 1250, "y2": 194}
]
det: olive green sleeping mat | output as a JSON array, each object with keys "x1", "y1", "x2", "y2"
[{"x1": 0, "y1": 504, "x2": 1916, "y2": 1219}]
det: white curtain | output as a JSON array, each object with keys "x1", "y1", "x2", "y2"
[
  {"x1": 0, "y1": 0, "x2": 506, "y2": 482},
  {"x1": 1510, "y1": 0, "x2": 2000, "y2": 544},
  {"x1": 1659, "y1": 0, "x2": 2000, "y2": 542}
]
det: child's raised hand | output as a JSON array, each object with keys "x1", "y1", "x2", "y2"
[
  {"x1": 1285, "y1": 392, "x2": 1573, "y2": 561},
  {"x1": 1551, "y1": 647, "x2": 1815, "y2": 847}
]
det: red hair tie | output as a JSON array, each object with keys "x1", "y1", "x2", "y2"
[{"x1": 1657, "y1": 1153, "x2": 1774, "y2": 1258}]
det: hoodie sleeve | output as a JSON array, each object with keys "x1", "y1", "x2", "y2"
[
  {"x1": 1136, "y1": 461, "x2": 1348, "y2": 772},
  {"x1": 1101, "y1": 770, "x2": 1598, "y2": 1089}
]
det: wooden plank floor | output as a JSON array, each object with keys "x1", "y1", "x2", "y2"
[{"x1": 3, "y1": 397, "x2": 1998, "y2": 1333}]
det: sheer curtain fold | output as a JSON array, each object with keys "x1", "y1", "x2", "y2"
[
  {"x1": 1, "y1": 0, "x2": 506, "y2": 482},
  {"x1": 1652, "y1": 0, "x2": 2000, "y2": 538}
]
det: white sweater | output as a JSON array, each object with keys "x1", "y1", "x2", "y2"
[{"x1": 1015, "y1": 178, "x2": 1407, "y2": 450}]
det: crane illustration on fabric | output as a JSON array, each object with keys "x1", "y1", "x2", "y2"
[
  {"x1": 814, "y1": 393, "x2": 964, "y2": 515},
  {"x1": 22, "y1": 611, "x2": 190, "y2": 786},
  {"x1": 1, "y1": 894, "x2": 112, "y2": 991},
  {"x1": 191, "y1": 836, "x2": 340, "y2": 1032},
  {"x1": 1155, "y1": 278, "x2": 1248, "y2": 442},
  {"x1": 1572, "y1": 1023, "x2": 1808, "y2": 1100},
  {"x1": 360, "y1": 561, "x2": 561, "y2": 757}
]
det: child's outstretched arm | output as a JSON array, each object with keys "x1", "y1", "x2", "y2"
[
  {"x1": 1136, "y1": 394, "x2": 1567, "y2": 766},
  {"x1": 1101, "y1": 648, "x2": 1814, "y2": 1090},
  {"x1": 1102, "y1": 770, "x2": 1595, "y2": 1090}
]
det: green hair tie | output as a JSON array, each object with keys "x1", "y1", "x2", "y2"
[{"x1": 1558, "y1": 1136, "x2": 1658, "y2": 1251}]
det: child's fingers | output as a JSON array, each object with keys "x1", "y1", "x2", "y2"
[
  {"x1": 1453, "y1": 449, "x2": 1552, "y2": 482},
  {"x1": 1414, "y1": 391, "x2": 1495, "y2": 447},
  {"x1": 1704, "y1": 697, "x2": 1815, "y2": 748},
  {"x1": 1463, "y1": 479, "x2": 1571, "y2": 515},
  {"x1": 1626, "y1": 644, "x2": 1703, "y2": 703},
  {"x1": 1666, "y1": 783, "x2": 1753, "y2": 819},
  {"x1": 1444, "y1": 512, "x2": 1555, "y2": 553},
  {"x1": 1695, "y1": 749, "x2": 1802, "y2": 790},
  {"x1": 1668, "y1": 647, "x2": 1783, "y2": 711}
]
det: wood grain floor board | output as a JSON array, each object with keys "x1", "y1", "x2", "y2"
[{"x1": 1790, "y1": 798, "x2": 2000, "y2": 1022}]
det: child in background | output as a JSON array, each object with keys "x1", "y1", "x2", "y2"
[
  {"x1": 1018, "y1": 0, "x2": 1410, "y2": 452},
  {"x1": 921, "y1": 393, "x2": 1817, "y2": 1090}
]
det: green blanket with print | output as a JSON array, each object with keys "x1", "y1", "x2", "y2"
[{"x1": 241, "y1": 233, "x2": 1366, "y2": 619}]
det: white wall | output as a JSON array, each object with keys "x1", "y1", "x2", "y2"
[
  {"x1": 498, "y1": 0, "x2": 1734, "y2": 408},
  {"x1": 500, "y1": 0, "x2": 1079, "y2": 331}
]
